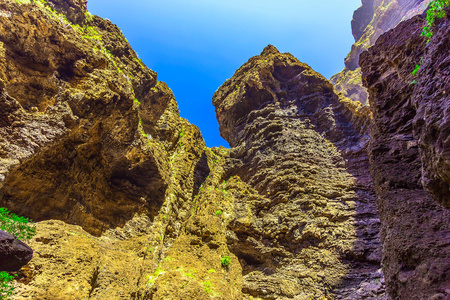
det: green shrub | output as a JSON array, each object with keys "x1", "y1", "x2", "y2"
[
  {"x1": 221, "y1": 256, "x2": 231, "y2": 267},
  {"x1": 0, "y1": 207, "x2": 36, "y2": 241},
  {"x1": 0, "y1": 208, "x2": 34, "y2": 300},
  {"x1": 0, "y1": 272, "x2": 17, "y2": 300},
  {"x1": 421, "y1": 0, "x2": 449, "y2": 42},
  {"x1": 413, "y1": 0, "x2": 449, "y2": 75},
  {"x1": 215, "y1": 210, "x2": 222, "y2": 216}
]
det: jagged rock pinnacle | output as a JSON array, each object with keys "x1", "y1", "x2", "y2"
[
  {"x1": 213, "y1": 42, "x2": 384, "y2": 299},
  {"x1": 260, "y1": 44, "x2": 279, "y2": 56}
]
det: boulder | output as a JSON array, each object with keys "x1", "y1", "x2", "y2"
[{"x1": 0, "y1": 230, "x2": 33, "y2": 272}]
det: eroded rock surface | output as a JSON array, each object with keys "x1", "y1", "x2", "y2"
[
  {"x1": 213, "y1": 45, "x2": 384, "y2": 299},
  {"x1": 0, "y1": 0, "x2": 172, "y2": 236},
  {"x1": 0, "y1": 0, "x2": 215, "y2": 298},
  {"x1": 1, "y1": 0, "x2": 448, "y2": 299},
  {"x1": 360, "y1": 7, "x2": 450, "y2": 299},
  {"x1": 331, "y1": 0, "x2": 433, "y2": 105}
]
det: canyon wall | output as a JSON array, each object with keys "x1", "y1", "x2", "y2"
[
  {"x1": 0, "y1": 0, "x2": 449, "y2": 299},
  {"x1": 360, "y1": 6, "x2": 450, "y2": 299},
  {"x1": 212, "y1": 45, "x2": 384, "y2": 299},
  {"x1": 0, "y1": 0, "x2": 216, "y2": 298},
  {"x1": 0, "y1": 1, "x2": 386, "y2": 298},
  {"x1": 331, "y1": 0, "x2": 433, "y2": 105}
]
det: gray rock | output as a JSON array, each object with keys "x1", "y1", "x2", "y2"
[{"x1": 0, "y1": 229, "x2": 33, "y2": 271}]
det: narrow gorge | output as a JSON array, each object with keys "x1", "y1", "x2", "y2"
[{"x1": 0, "y1": 0, "x2": 448, "y2": 299}]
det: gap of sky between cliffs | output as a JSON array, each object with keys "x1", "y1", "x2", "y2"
[{"x1": 87, "y1": 0, "x2": 361, "y2": 147}]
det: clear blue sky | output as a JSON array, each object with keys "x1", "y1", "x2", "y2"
[{"x1": 87, "y1": 0, "x2": 361, "y2": 147}]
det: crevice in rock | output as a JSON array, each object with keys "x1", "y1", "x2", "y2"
[{"x1": 88, "y1": 266, "x2": 100, "y2": 298}]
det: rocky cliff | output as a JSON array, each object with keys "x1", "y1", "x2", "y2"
[
  {"x1": 0, "y1": 0, "x2": 448, "y2": 299},
  {"x1": 0, "y1": 0, "x2": 213, "y2": 298},
  {"x1": 331, "y1": 0, "x2": 433, "y2": 105},
  {"x1": 212, "y1": 45, "x2": 384, "y2": 299},
  {"x1": 360, "y1": 5, "x2": 450, "y2": 300},
  {"x1": 0, "y1": 0, "x2": 385, "y2": 298}
]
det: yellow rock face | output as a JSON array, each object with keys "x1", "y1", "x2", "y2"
[
  {"x1": 1, "y1": 1, "x2": 384, "y2": 300},
  {"x1": 212, "y1": 45, "x2": 384, "y2": 299}
]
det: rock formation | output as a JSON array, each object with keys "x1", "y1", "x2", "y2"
[
  {"x1": 360, "y1": 6, "x2": 450, "y2": 299},
  {"x1": 0, "y1": 0, "x2": 211, "y2": 298},
  {"x1": 0, "y1": 0, "x2": 448, "y2": 299},
  {"x1": 0, "y1": 230, "x2": 33, "y2": 272},
  {"x1": 331, "y1": 0, "x2": 433, "y2": 105},
  {"x1": 213, "y1": 45, "x2": 384, "y2": 299},
  {"x1": 0, "y1": 0, "x2": 183, "y2": 237}
]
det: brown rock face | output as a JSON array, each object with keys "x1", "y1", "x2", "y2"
[
  {"x1": 0, "y1": 230, "x2": 33, "y2": 271},
  {"x1": 331, "y1": 0, "x2": 433, "y2": 105},
  {"x1": 0, "y1": 0, "x2": 238, "y2": 298},
  {"x1": 213, "y1": 45, "x2": 384, "y2": 299},
  {"x1": 44, "y1": 0, "x2": 88, "y2": 24},
  {"x1": 1, "y1": 0, "x2": 448, "y2": 299},
  {"x1": 0, "y1": 0, "x2": 172, "y2": 236},
  {"x1": 360, "y1": 7, "x2": 450, "y2": 299}
]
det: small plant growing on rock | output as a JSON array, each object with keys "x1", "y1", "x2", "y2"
[
  {"x1": 421, "y1": 0, "x2": 449, "y2": 42},
  {"x1": 215, "y1": 210, "x2": 222, "y2": 216},
  {"x1": 146, "y1": 266, "x2": 163, "y2": 287},
  {"x1": 203, "y1": 280, "x2": 212, "y2": 293},
  {"x1": 0, "y1": 208, "x2": 35, "y2": 299},
  {"x1": 413, "y1": 0, "x2": 449, "y2": 75},
  {"x1": 0, "y1": 207, "x2": 35, "y2": 241},
  {"x1": 0, "y1": 272, "x2": 16, "y2": 300},
  {"x1": 412, "y1": 64, "x2": 421, "y2": 76},
  {"x1": 411, "y1": 57, "x2": 424, "y2": 76},
  {"x1": 221, "y1": 256, "x2": 231, "y2": 267}
]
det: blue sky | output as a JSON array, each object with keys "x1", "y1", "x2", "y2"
[{"x1": 87, "y1": 0, "x2": 361, "y2": 147}]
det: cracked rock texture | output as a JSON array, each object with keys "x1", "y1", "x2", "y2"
[
  {"x1": 0, "y1": 0, "x2": 169, "y2": 236},
  {"x1": 0, "y1": 0, "x2": 220, "y2": 298},
  {"x1": 331, "y1": 0, "x2": 433, "y2": 105},
  {"x1": 360, "y1": 6, "x2": 450, "y2": 300},
  {"x1": 213, "y1": 45, "x2": 384, "y2": 299},
  {"x1": 0, "y1": 0, "x2": 448, "y2": 299}
]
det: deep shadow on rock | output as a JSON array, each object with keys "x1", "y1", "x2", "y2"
[
  {"x1": 0, "y1": 0, "x2": 173, "y2": 236},
  {"x1": 360, "y1": 6, "x2": 450, "y2": 299},
  {"x1": 213, "y1": 44, "x2": 385, "y2": 299},
  {"x1": 0, "y1": 230, "x2": 33, "y2": 271}
]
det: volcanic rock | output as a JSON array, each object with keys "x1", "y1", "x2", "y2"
[
  {"x1": 0, "y1": 0, "x2": 212, "y2": 298},
  {"x1": 331, "y1": 0, "x2": 433, "y2": 105},
  {"x1": 0, "y1": 0, "x2": 171, "y2": 236},
  {"x1": 1, "y1": 0, "x2": 448, "y2": 299},
  {"x1": 0, "y1": 230, "x2": 33, "y2": 272},
  {"x1": 352, "y1": 0, "x2": 375, "y2": 42},
  {"x1": 213, "y1": 45, "x2": 384, "y2": 299},
  {"x1": 360, "y1": 6, "x2": 450, "y2": 299}
]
